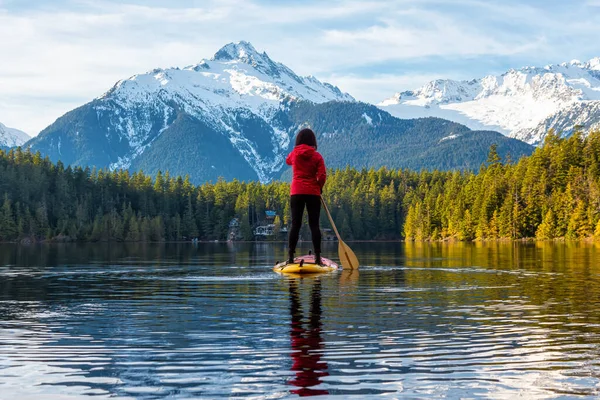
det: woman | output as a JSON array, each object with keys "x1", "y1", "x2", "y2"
[{"x1": 286, "y1": 128, "x2": 326, "y2": 265}]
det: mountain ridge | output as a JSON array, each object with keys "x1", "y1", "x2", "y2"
[
  {"x1": 24, "y1": 41, "x2": 534, "y2": 183},
  {"x1": 379, "y1": 57, "x2": 600, "y2": 144}
]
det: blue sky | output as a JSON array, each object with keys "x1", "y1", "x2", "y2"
[{"x1": 1, "y1": 0, "x2": 599, "y2": 135}]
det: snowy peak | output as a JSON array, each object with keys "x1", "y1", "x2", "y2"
[
  {"x1": 379, "y1": 56, "x2": 600, "y2": 144},
  {"x1": 383, "y1": 56, "x2": 600, "y2": 106},
  {"x1": 558, "y1": 57, "x2": 600, "y2": 71},
  {"x1": 586, "y1": 57, "x2": 600, "y2": 71},
  {"x1": 88, "y1": 41, "x2": 353, "y2": 181},
  {"x1": 0, "y1": 122, "x2": 30, "y2": 148},
  {"x1": 212, "y1": 41, "x2": 265, "y2": 64},
  {"x1": 210, "y1": 41, "x2": 287, "y2": 80},
  {"x1": 104, "y1": 40, "x2": 353, "y2": 107},
  {"x1": 208, "y1": 42, "x2": 292, "y2": 85}
]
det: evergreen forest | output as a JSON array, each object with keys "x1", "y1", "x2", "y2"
[{"x1": 1, "y1": 130, "x2": 600, "y2": 243}]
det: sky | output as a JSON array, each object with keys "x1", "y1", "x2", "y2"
[{"x1": 1, "y1": 0, "x2": 599, "y2": 136}]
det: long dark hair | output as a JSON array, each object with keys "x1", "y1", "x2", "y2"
[{"x1": 295, "y1": 128, "x2": 317, "y2": 149}]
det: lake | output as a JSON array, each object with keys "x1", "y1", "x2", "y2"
[{"x1": 1, "y1": 241, "x2": 600, "y2": 399}]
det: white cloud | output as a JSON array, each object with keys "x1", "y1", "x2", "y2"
[
  {"x1": 0, "y1": 6, "x2": 228, "y2": 134},
  {"x1": 321, "y1": 5, "x2": 550, "y2": 64}
]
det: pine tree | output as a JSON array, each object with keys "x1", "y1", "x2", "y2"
[
  {"x1": 459, "y1": 209, "x2": 475, "y2": 241},
  {"x1": 182, "y1": 195, "x2": 198, "y2": 239},
  {"x1": 488, "y1": 210, "x2": 499, "y2": 239},
  {"x1": 595, "y1": 219, "x2": 600, "y2": 240},
  {"x1": 536, "y1": 210, "x2": 556, "y2": 240},
  {"x1": 403, "y1": 204, "x2": 416, "y2": 240},
  {"x1": 90, "y1": 212, "x2": 103, "y2": 242},
  {"x1": 126, "y1": 216, "x2": 140, "y2": 241},
  {"x1": 487, "y1": 143, "x2": 501, "y2": 165},
  {"x1": 475, "y1": 213, "x2": 488, "y2": 240},
  {"x1": 0, "y1": 195, "x2": 17, "y2": 240},
  {"x1": 567, "y1": 201, "x2": 590, "y2": 239}
]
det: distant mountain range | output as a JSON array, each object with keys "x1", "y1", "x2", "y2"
[
  {"x1": 0, "y1": 122, "x2": 30, "y2": 149},
  {"x1": 379, "y1": 58, "x2": 600, "y2": 145},
  {"x1": 22, "y1": 42, "x2": 533, "y2": 183}
]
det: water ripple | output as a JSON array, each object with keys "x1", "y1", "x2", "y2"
[{"x1": 1, "y1": 242, "x2": 600, "y2": 398}]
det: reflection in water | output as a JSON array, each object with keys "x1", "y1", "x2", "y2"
[
  {"x1": 1, "y1": 242, "x2": 600, "y2": 398},
  {"x1": 288, "y1": 279, "x2": 328, "y2": 396}
]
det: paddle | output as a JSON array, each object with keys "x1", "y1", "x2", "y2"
[{"x1": 320, "y1": 196, "x2": 359, "y2": 270}]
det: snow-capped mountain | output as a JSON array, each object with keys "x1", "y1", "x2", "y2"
[
  {"x1": 379, "y1": 58, "x2": 600, "y2": 144},
  {"x1": 0, "y1": 122, "x2": 30, "y2": 149},
  {"x1": 26, "y1": 41, "x2": 533, "y2": 183},
  {"x1": 100, "y1": 40, "x2": 353, "y2": 181},
  {"x1": 28, "y1": 41, "x2": 353, "y2": 183}
]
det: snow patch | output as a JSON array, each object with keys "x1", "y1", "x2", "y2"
[
  {"x1": 439, "y1": 133, "x2": 460, "y2": 142},
  {"x1": 362, "y1": 113, "x2": 373, "y2": 125}
]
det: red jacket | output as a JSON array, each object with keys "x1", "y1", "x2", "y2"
[{"x1": 286, "y1": 145, "x2": 326, "y2": 196}]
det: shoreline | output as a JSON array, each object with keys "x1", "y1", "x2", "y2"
[{"x1": 1, "y1": 238, "x2": 599, "y2": 245}]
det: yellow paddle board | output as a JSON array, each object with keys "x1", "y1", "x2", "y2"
[{"x1": 273, "y1": 254, "x2": 339, "y2": 276}]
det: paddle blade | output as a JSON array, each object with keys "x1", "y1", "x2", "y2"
[{"x1": 338, "y1": 240, "x2": 359, "y2": 270}]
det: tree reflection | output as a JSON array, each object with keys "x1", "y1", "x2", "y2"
[{"x1": 288, "y1": 278, "x2": 329, "y2": 396}]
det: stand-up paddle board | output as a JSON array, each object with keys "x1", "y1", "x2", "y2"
[{"x1": 274, "y1": 254, "x2": 339, "y2": 276}]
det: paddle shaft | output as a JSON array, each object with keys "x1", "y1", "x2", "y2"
[
  {"x1": 320, "y1": 196, "x2": 357, "y2": 269},
  {"x1": 320, "y1": 197, "x2": 342, "y2": 242}
]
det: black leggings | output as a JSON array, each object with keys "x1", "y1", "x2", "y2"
[{"x1": 288, "y1": 195, "x2": 321, "y2": 254}]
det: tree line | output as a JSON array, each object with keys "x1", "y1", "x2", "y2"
[{"x1": 1, "y1": 129, "x2": 599, "y2": 242}]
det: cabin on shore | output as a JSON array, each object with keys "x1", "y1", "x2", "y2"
[
  {"x1": 253, "y1": 210, "x2": 287, "y2": 240},
  {"x1": 323, "y1": 228, "x2": 336, "y2": 241},
  {"x1": 228, "y1": 218, "x2": 242, "y2": 241}
]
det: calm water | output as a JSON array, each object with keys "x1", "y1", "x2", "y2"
[{"x1": 1, "y1": 241, "x2": 600, "y2": 399}]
